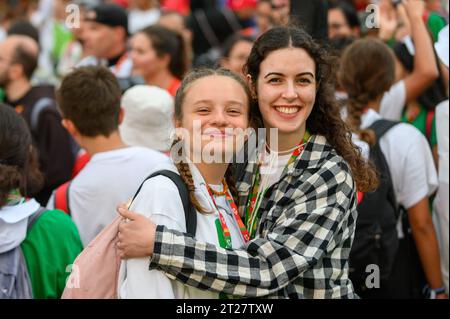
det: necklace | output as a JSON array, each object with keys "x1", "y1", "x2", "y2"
[
  {"x1": 207, "y1": 181, "x2": 228, "y2": 197},
  {"x1": 265, "y1": 140, "x2": 306, "y2": 156}
]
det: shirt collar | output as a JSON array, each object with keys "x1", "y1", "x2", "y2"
[{"x1": 360, "y1": 108, "x2": 382, "y2": 129}]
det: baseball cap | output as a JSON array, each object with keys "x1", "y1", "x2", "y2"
[
  {"x1": 85, "y1": 3, "x2": 128, "y2": 33},
  {"x1": 119, "y1": 85, "x2": 175, "y2": 152}
]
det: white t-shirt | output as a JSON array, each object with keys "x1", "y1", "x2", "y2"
[
  {"x1": 47, "y1": 146, "x2": 169, "y2": 246},
  {"x1": 361, "y1": 109, "x2": 438, "y2": 236},
  {"x1": 258, "y1": 148, "x2": 292, "y2": 192},
  {"x1": 76, "y1": 55, "x2": 133, "y2": 78},
  {"x1": 433, "y1": 100, "x2": 449, "y2": 293},
  {"x1": 118, "y1": 162, "x2": 246, "y2": 299},
  {"x1": 380, "y1": 80, "x2": 407, "y2": 121}
]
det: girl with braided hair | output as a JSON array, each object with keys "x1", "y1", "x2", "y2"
[
  {"x1": 116, "y1": 26, "x2": 378, "y2": 299},
  {"x1": 117, "y1": 68, "x2": 254, "y2": 298},
  {"x1": 339, "y1": 38, "x2": 446, "y2": 299}
]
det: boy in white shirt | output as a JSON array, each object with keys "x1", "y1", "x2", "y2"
[{"x1": 47, "y1": 66, "x2": 169, "y2": 245}]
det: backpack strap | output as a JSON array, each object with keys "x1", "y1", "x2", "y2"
[
  {"x1": 27, "y1": 207, "x2": 47, "y2": 230},
  {"x1": 30, "y1": 97, "x2": 56, "y2": 134},
  {"x1": 368, "y1": 119, "x2": 401, "y2": 218},
  {"x1": 368, "y1": 119, "x2": 400, "y2": 140},
  {"x1": 194, "y1": 9, "x2": 220, "y2": 48},
  {"x1": 130, "y1": 170, "x2": 197, "y2": 237},
  {"x1": 54, "y1": 181, "x2": 71, "y2": 215}
]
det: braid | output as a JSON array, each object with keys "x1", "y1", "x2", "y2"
[
  {"x1": 171, "y1": 138, "x2": 211, "y2": 214},
  {"x1": 346, "y1": 94, "x2": 376, "y2": 147},
  {"x1": 224, "y1": 165, "x2": 238, "y2": 200}
]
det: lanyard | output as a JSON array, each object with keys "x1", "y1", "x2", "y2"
[
  {"x1": 245, "y1": 138, "x2": 307, "y2": 239},
  {"x1": 206, "y1": 181, "x2": 250, "y2": 249}
]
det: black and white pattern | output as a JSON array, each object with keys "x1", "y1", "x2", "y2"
[{"x1": 149, "y1": 135, "x2": 359, "y2": 299}]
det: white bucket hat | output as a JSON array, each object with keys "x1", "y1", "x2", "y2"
[{"x1": 120, "y1": 85, "x2": 174, "y2": 152}]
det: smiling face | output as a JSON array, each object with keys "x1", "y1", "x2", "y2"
[
  {"x1": 177, "y1": 75, "x2": 250, "y2": 162},
  {"x1": 255, "y1": 47, "x2": 316, "y2": 141}
]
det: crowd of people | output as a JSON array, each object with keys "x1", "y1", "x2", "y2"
[{"x1": 0, "y1": 0, "x2": 448, "y2": 299}]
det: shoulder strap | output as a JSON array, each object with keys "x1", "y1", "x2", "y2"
[
  {"x1": 130, "y1": 170, "x2": 197, "y2": 237},
  {"x1": 368, "y1": 119, "x2": 401, "y2": 217},
  {"x1": 368, "y1": 119, "x2": 400, "y2": 141},
  {"x1": 194, "y1": 10, "x2": 220, "y2": 48},
  {"x1": 30, "y1": 97, "x2": 56, "y2": 134},
  {"x1": 54, "y1": 181, "x2": 71, "y2": 215},
  {"x1": 27, "y1": 207, "x2": 47, "y2": 230}
]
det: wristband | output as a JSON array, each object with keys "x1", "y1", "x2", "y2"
[{"x1": 424, "y1": 285, "x2": 446, "y2": 299}]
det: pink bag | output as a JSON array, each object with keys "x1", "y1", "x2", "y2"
[{"x1": 61, "y1": 216, "x2": 121, "y2": 299}]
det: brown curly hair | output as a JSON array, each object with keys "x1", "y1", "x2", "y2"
[
  {"x1": 0, "y1": 103, "x2": 43, "y2": 208},
  {"x1": 245, "y1": 26, "x2": 378, "y2": 192}
]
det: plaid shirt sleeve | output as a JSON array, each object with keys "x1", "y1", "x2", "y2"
[{"x1": 149, "y1": 161, "x2": 356, "y2": 298}]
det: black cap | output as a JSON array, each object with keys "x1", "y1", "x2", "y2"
[{"x1": 85, "y1": 3, "x2": 128, "y2": 33}]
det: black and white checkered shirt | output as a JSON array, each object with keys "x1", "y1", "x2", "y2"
[{"x1": 149, "y1": 135, "x2": 359, "y2": 298}]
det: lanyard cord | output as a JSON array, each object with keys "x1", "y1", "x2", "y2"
[
  {"x1": 206, "y1": 181, "x2": 250, "y2": 249},
  {"x1": 245, "y1": 139, "x2": 307, "y2": 239}
]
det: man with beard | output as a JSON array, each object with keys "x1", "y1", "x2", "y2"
[{"x1": 0, "y1": 35, "x2": 74, "y2": 205}]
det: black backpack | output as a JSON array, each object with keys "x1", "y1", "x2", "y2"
[
  {"x1": 131, "y1": 170, "x2": 197, "y2": 237},
  {"x1": 29, "y1": 97, "x2": 81, "y2": 159},
  {"x1": 349, "y1": 120, "x2": 400, "y2": 297}
]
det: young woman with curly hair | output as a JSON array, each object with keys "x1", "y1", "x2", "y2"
[{"x1": 116, "y1": 26, "x2": 378, "y2": 299}]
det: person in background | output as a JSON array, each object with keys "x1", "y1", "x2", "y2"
[
  {"x1": 327, "y1": 1, "x2": 361, "y2": 40},
  {"x1": 129, "y1": 25, "x2": 186, "y2": 96},
  {"x1": 433, "y1": 24, "x2": 449, "y2": 295},
  {"x1": 78, "y1": 3, "x2": 132, "y2": 78},
  {"x1": 339, "y1": 36, "x2": 445, "y2": 299},
  {"x1": 46, "y1": 66, "x2": 170, "y2": 246},
  {"x1": 158, "y1": 10, "x2": 193, "y2": 70},
  {"x1": 119, "y1": 85, "x2": 174, "y2": 154},
  {"x1": 0, "y1": 35, "x2": 74, "y2": 205},
  {"x1": 220, "y1": 34, "x2": 254, "y2": 79},
  {"x1": 187, "y1": 0, "x2": 256, "y2": 67},
  {"x1": 0, "y1": 103, "x2": 83, "y2": 299},
  {"x1": 379, "y1": 1, "x2": 440, "y2": 126},
  {"x1": 253, "y1": 0, "x2": 273, "y2": 37},
  {"x1": 56, "y1": 0, "x2": 92, "y2": 78},
  {"x1": 378, "y1": 1, "x2": 444, "y2": 165},
  {"x1": 128, "y1": 0, "x2": 161, "y2": 35}
]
